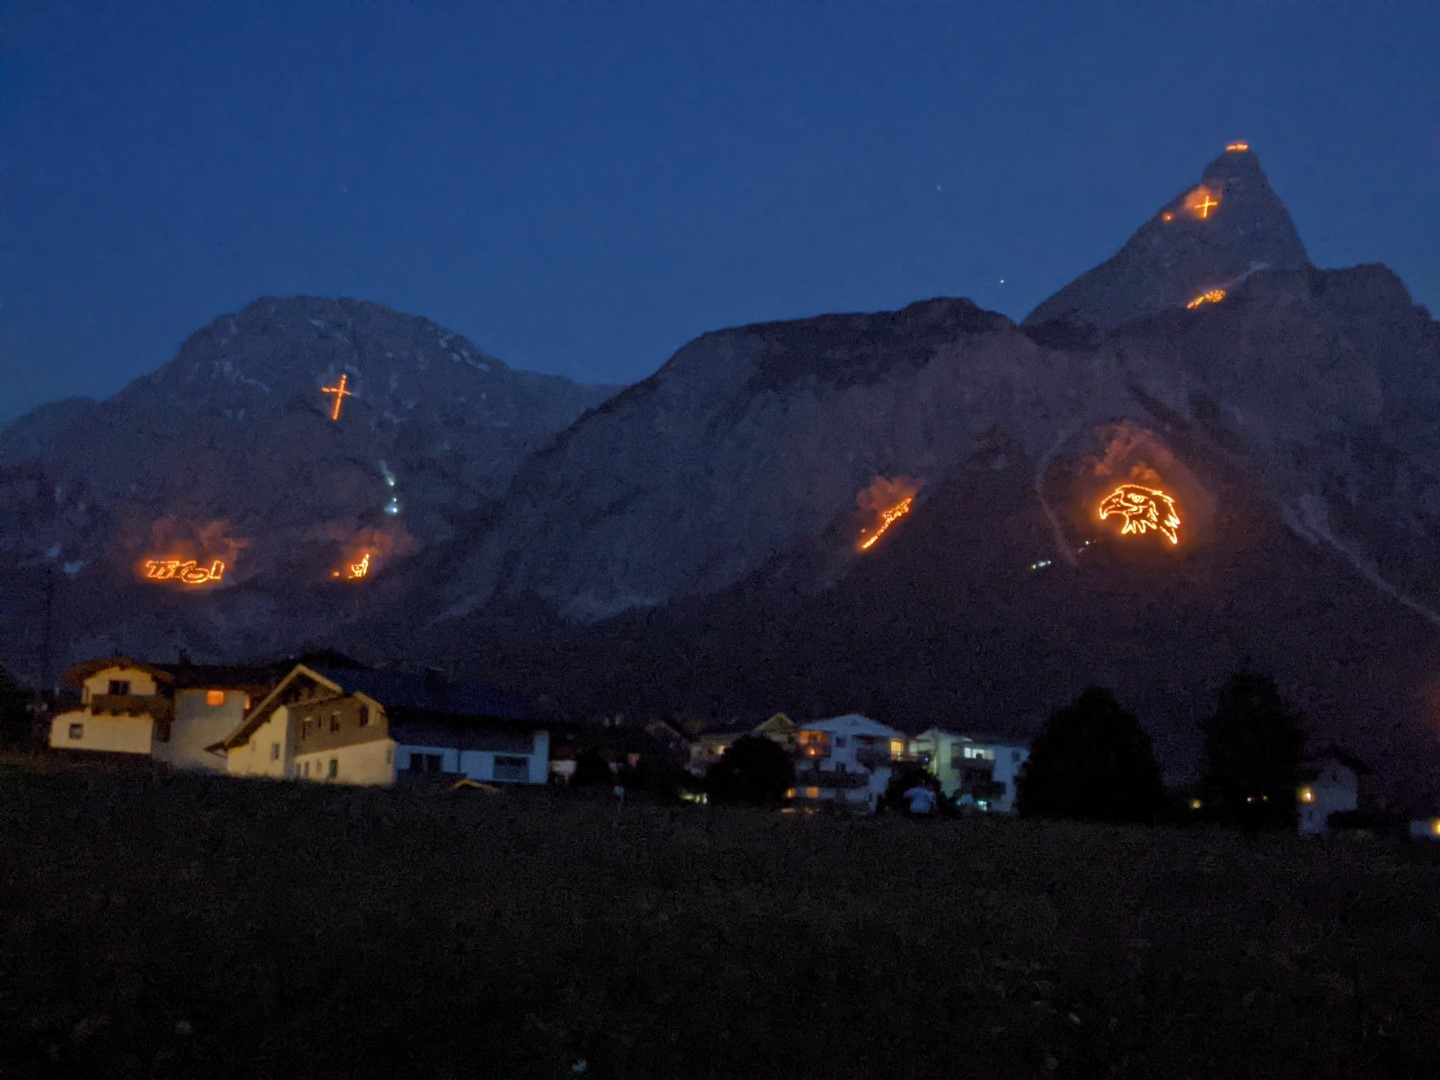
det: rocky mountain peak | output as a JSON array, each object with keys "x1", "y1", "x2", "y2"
[{"x1": 1024, "y1": 145, "x2": 1310, "y2": 331}]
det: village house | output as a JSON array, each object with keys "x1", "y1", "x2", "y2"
[
  {"x1": 48, "y1": 656, "x2": 280, "y2": 772},
  {"x1": 908, "y1": 727, "x2": 1031, "y2": 812},
  {"x1": 688, "y1": 713, "x2": 797, "y2": 775},
  {"x1": 792, "y1": 714, "x2": 906, "y2": 810},
  {"x1": 215, "y1": 662, "x2": 550, "y2": 787},
  {"x1": 1297, "y1": 748, "x2": 1368, "y2": 835}
]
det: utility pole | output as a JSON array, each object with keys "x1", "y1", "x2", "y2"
[{"x1": 39, "y1": 563, "x2": 57, "y2": 697}]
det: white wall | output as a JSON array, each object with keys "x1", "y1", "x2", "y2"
[
  {"x1": 158, "y1": 689, "x2": 247, "y2": 772},
  {"x1": 81, "y1": 665, "x2": 160, "y2": 702},
  {"x1": 49, "y1": 708, "x2": 153, "y2": 755},
  {"x1": 397, "y1": 729, "x2": 549, "y2": 784},
  {"x1": 294, "y1": 739, "x2": 396, "y2": 787},
  {"x1": 226, "y1": 706, "x2": 292, "y2": 779},
  {"x1": 1298, "y1": 763, "x2": 1358, "y2": 835}
]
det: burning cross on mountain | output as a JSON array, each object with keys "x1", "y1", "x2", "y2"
[
  {"x1": 1191, "y1": 194, "x2": 1219, "y2": 219},
  {"x1": 321, "y1": 373, "x2": 352, "y2": 421}
]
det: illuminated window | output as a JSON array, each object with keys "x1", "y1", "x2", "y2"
[
  {"x1": 889, "y1": 739, "x2": 906, "y2": 756},
  {"x1": 68, "y1": 723, "x2": 84, "y2": 740},
  {"x1": 804, "y1": 786, "x2": 821, "y2": 799},
  {"x1": 108, "y1": 680, "x2": 131, "y2": 696},
  {"x1": 1298, "y1": 787, "x2": 1315, "y2": 804},
  {"x1": 206, "y1": 690, "x2": 225, "y2": 707}
]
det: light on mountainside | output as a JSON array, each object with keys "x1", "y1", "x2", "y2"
[
  {"x1": 855, "y1": 475, "x2": 919, "y2": 552},
  {"x1": 1186, "y1": 185, "x2": 1221, "y2": 220},
  {"x1": 321, "y1": 372, "x2": 352, "y2": 421},
  {"x1": 1097, "y1": 484, "x2": 1182, "y2": 545},
  {"x1": 142, "y1": 558, "x2": 226, "y2": 585},
  {"x1": 1187, "y1": 289, "x2": 1227, "y2": 310},
  {"x1": 331, "y1": 551, "x2": 371, "y2": 580},
  {"x1": 1226, "y1": 142, "x2": 1250, "y2": 152}
]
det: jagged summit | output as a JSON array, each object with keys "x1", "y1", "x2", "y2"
[{"x1": 1024, "y1": 145, "x2": 1310, "y2": 331}]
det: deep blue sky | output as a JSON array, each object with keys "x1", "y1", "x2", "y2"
[{"x1": 3, "y1": 1, "x2": 1438, "y2": 422}]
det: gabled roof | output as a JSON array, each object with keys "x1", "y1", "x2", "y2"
[
  {"x1": 62, "y1": 656, "x2": 174, "y2": 688},
  {"x1": 217, "y1": 664, "x2": 344, "y2": 751},
  {"x1": 157, "y1": 660, "x2": 289, "y2": 692},
  {"x1": 799, "y1": 714, "x2": 904, "y2": 739}
]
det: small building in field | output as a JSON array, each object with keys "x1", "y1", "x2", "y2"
[
  {"x1": 48, "y1": 656, "x2": 280, "y2": 772},
  {"x1": 1297, "y1": 749, "x2": 1368, "y2": 835},
  {"x1": 909, "y1": 728, "x2": 1031, "y2": 812},
  {"x1": 214, "y1": 663, "x2": 550, "y2": 788}
]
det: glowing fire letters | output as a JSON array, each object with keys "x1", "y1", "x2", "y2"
[
  {"x1": 1098, "y1": 485, "x2": 1181, "y2": 545},
  {"x1": 859, "y1": 497, "x2": 914, "y2": 551},
  {"x1": 144, "y1": 559, "x2": 226, "y2": 585},
  {"x1": 321, "y1": 373, "x2": 352, "y2": 421},
  {"x1": 1186, "y1": 289, "x2": 1226, "y2": 310},
  {"x1": 332, "y1": 552, "x2": 371, "y2": 580}
]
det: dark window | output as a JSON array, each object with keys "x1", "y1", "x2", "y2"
[
  {"x1": 408, "y1": 752, "x2": 443, "y2": 774},
  {"x1": 107, "y1": 679, "x2": 131, "y2": 696},
  {"x1": 270, "y1": 743, "x2": 280, "y2": 761},
  {"x1": 359, "y1": 707, "x2": 371, "y2": 727},
  {"x1": 327, "y1": 759, "x2": 338, "y2": 779},
  {"x1": 493, "y1": 755, "x2": 529, "y2": 782},
  {"x1": 834, "y1": 735, "x2": 847, "y2": 748},
  {"x1": 68, "y1": 722, "x2": 84, "y2": 740},
  {"x1": 329, "y1": 713, "x2": 340, "y2": 733},
  {"x1": 302, "y1": 761, "x2": 310, "y2": 777}
]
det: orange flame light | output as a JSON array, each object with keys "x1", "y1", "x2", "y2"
[
  {"x1": 1185, "y1": 185, "x2": 1221, "y2": 220},
  {"x1": 1186, "y1": 289, "x2": 1226, "y2": 310},
  {"x1": 1098, "y1": 484, "x2": 1181, "y2": 545},
  {"x1": 144, "y1": 559, "x2": 226, "y2": 585},
  {"x1": 331, "y1": 552, "x2": 371, "y2": 580},
  {"x1": 321, "y1": 373, "x2": 352, "y2": 421},
  {"x1": 859, "y1": 497, "x2": 913, "y2": 551},
  {"x1": 1226, "y1": 142, "x2": 1250, "y2": 152}
]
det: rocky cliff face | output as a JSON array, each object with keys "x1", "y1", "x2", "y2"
[{"x1": 0, "y1": 296, "x2": 614, "y2": 676}]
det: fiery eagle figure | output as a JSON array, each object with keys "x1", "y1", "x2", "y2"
[{"x1": 1098, "y1": 484, "x2": 1181, "y2": 545}]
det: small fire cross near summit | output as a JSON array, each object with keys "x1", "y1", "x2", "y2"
[
  {"x1": 1098, "y1": 485, "x2": 1182, "y2": 545},
  {"x1": 321, "y1": 373, "x2": 353, "y2": 421}
]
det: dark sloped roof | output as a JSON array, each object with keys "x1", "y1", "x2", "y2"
[
  {"x1": 157, "y1": 660, "x2": 290, "y2": 692},
  {"x1": 308, "y1": 666, "x2": 540, "y2": 723},
  {"x1": 62, "y1": 656, "x2": 174, "y2": 687}
]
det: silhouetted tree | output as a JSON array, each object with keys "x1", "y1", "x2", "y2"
[
  {"x1": 0, "y1": 666, "x2": 32, "y2": 750},
  {"x1": 1016, "y1": 686, "x2": 1166, "y2": 823},
  {"x1": 570, "y1": 748, "x2": 615, "y2": 787},
  {"x1": 1198, "y1": 673, "x2": 1305, "y2": 831},
  {"x1": 706, "y1": 735, "x2": 795, "y2": 806}
]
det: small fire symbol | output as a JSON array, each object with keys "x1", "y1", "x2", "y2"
[
  {"x1": 1186, "y1": 289, "x2": 1226, "y2": 310},
  {"x1": 1098, "y1": 484, "x2": 1181, "y2": 545},
  {"x1": 332, "y1": 552, "x2": 371, "y2": 579}
]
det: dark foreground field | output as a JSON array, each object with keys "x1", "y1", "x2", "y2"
[{"x1": 3, "y1": 761, "x2": 1439, "y2": 1080}]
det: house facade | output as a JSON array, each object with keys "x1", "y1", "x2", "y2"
[
  {"x1": 688, "y1": 714, "x2": 797, "y2": 776},
  {"x1": 216, "y1": 663, "x2": 550, "y2": 788},
  {"x1": 794, "y1": 714, "x2": 906, "y2": 809},
  {"x1": 909, "y1": 728, "x2": 1031, "y2": 812},
  {"x1": 49, "y1": 656, "x2": 276, "y2": 772}
]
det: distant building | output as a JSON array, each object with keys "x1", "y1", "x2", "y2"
[
  {"x1": 1297, "y1": 748, "x2": 1368, "y2": 835},
  {"x1": 688, "y1": 713, "x2": 797, "y2": 776},
  {"x1": 908, "y1": 728, "x2": 1030, "y2": 812},
  {"x1": 48, "y1": 655, "x2": 279, "y2": 772},
  {"x1": 793, "y1": 714, "x2": 905, "y2": 810},
  {"x1": 215, "y1": 662, "x2": 550, "y2": 788}
]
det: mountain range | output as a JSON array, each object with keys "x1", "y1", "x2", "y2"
[{"x1": 4, "y1": 146, "x2": 1438, "y2": 792}]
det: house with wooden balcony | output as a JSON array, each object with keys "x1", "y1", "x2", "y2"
[
  {"x1": 908, "y1": 728, "x2": 1031, "y2": 812},
  {"x1": 793, "y1": 714, "x2": 906, "y2": 809},
  {"x1": 48, "y1": 656, "x2": 280, "y2": 771}
]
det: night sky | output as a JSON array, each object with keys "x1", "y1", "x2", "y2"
[{"x1": 3, "y1": 1, "x2": 1438, "y2": 423}]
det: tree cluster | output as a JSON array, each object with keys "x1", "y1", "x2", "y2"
[{"x1": 1016, "y1": 673, "x2": 1307, "y2": 831}]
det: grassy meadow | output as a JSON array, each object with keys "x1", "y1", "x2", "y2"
[{"x1": 2, "y1": 757, "x2": 1439, "y2": 1079}]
